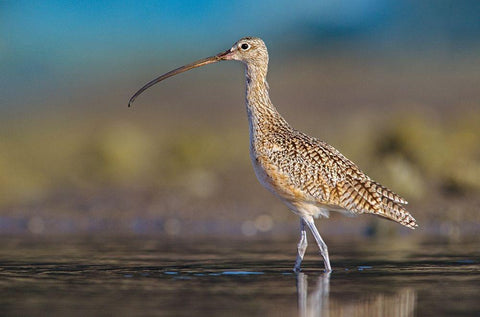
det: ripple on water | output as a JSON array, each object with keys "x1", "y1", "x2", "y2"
[
  {"x1": 0, "y1": 236, "x2": 479, "y2": 317},
  {"x1": 221, "y1": 271, "x2": 264, "y2": 275}
]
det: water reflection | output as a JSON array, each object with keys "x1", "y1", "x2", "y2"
[
  {"x1": 296, "y1": 273, "x2": 416, "y2": 317},
  {"x1": 297, "y1": 273, "x2": 330, "y2": 317},
  {"x1": 1, "y1": 236, "x2": 479, "y2": 316}
]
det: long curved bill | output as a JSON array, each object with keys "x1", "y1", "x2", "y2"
[{"x1": 128, "y1": 49, "x2": 232, "y2": 107}]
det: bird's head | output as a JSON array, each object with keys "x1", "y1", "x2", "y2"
[
  {"x1": 217, "y1": 37, "x2": 268, "y2": 66},
  {"x1": 128, "y1": 37, "x2": 268, "y2": 107}
]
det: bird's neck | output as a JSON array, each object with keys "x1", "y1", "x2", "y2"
[{"x1": 244, "y1": 64, "x2": 288, "y2": 135}]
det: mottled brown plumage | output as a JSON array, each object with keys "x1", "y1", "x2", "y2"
[{"x1": 129, "y1": 37, "x2": 417, "y2": 272}]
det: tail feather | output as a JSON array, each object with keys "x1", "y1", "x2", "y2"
[
  {"x1": 380, "y1": 196, "x2": 418, "y2": 229},
  {"x1": 369, "y1": 179, "x2": 408, "y2": 205},
  {"x1": 338, "y1": 178, "x2": 418, "y2": 229}
]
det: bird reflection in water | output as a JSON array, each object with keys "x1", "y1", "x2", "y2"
[{"x1": 296, "y1": 273, "x2": 416, "y2": 317}]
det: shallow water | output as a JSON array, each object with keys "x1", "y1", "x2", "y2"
[{"x1": 0, "y1": 236, "x2": 479, "y2": 316}]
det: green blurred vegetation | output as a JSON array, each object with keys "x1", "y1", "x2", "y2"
[{"x1": 1, "y1": 108, "x2": 479, "y2": 234}]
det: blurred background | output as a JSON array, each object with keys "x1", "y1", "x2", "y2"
[{"x1": 1, "y1": 0, "x2": 479, "y2": 239}]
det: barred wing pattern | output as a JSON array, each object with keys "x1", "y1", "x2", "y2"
[{"x1": 266, "y1": 131, "x2": 417, "y2": 229}]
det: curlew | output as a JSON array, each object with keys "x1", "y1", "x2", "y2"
[{"x1": 128, "y1": 37, "x2": 417, "y2": 272}]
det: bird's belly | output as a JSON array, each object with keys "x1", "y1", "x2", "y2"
[
  {"x1": 249, "y1": 148, "x2": 349, "y2": 219},
  {"x1": 250, "y1": 151, "x2": 311, "y2": 207},
  {"x1": 251, "y1": 156, "x2": 331, "y2": 218},
  {"x1": 250, "y1": 153, "x2": 278, "y2": 195}
]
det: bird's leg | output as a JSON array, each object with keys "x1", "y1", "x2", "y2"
[
  {"x1": 294, "y1": 218, "x2": 308, "y2": 272},
  {"x1": 303, "y1": 216, "x2": 332, "y2": 272}
]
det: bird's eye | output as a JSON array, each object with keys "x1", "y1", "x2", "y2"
[{"x1": 240, "y1": 43, "x2": 250, "y2": 50}]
